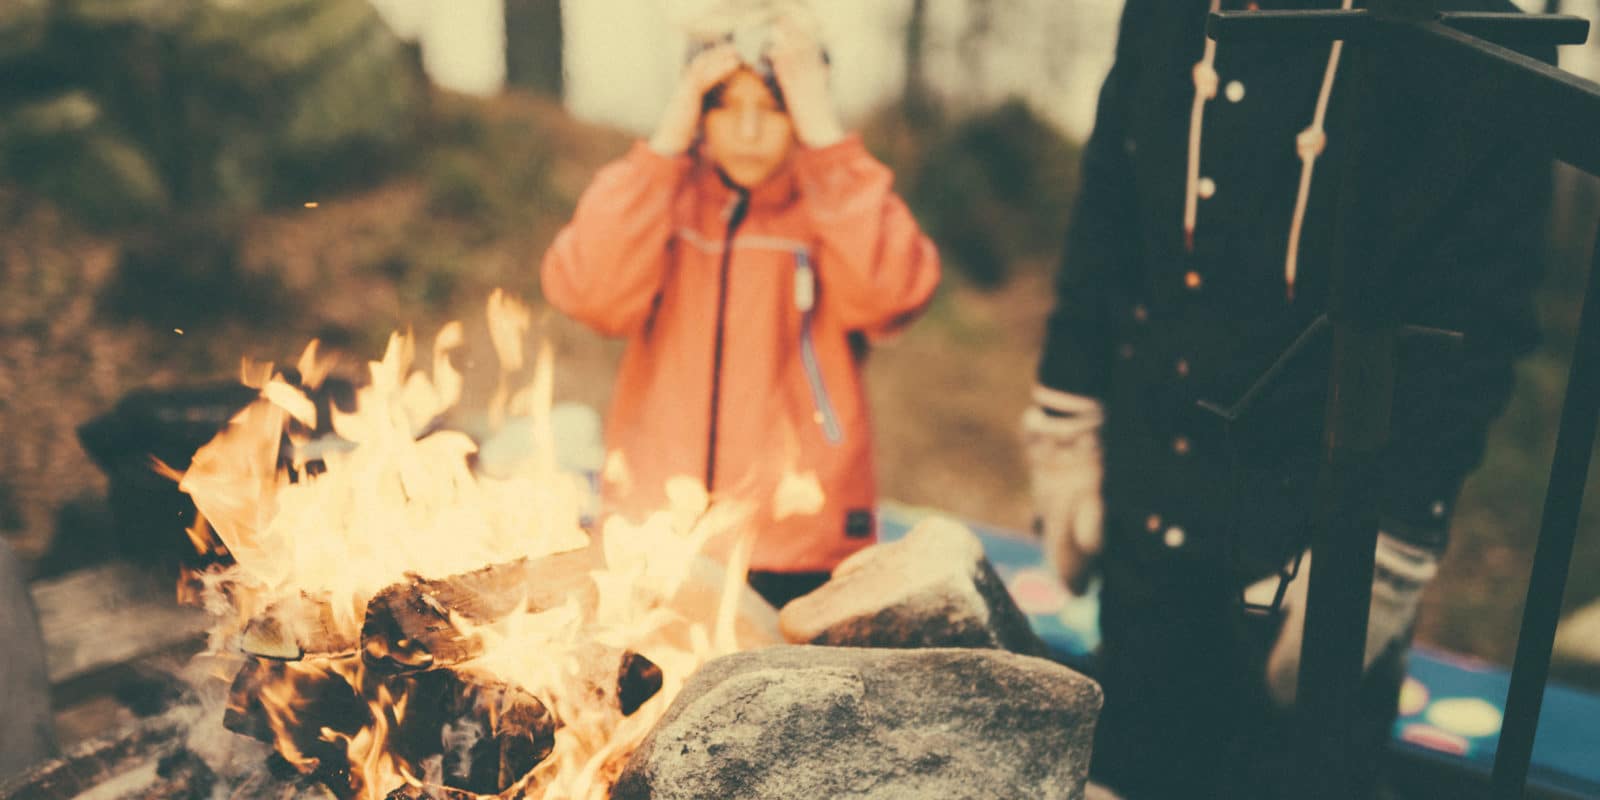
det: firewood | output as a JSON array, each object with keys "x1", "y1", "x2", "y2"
[
  {"x1": 224, "y1": 657, "x2": 279, "y2": 744},
  {"x1": 618, "y1": 651, "x2": 663, "y2": 716},
  {"x1": 383, "y1": 787, "x2": 472, "y2": 800},
  {"x1": 241, "y1": 596, "x2": 358, "y2": 660},
  {"x1": 223, "y1": 655, "x2": 373, "y2": 794},
  {"x1": 390, "y1": 669, "x2": 557, "y2": 796},
  {"x1": 360, "y1": 548, "x2": 601, "y2": 672}
]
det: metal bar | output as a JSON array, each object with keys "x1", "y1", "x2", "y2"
[
  {"x1": 1403, "y1": 21, "x2": 1600, "y2": 175},
  {"x1": 1197, "y1": 316, "x2": 1330, "y2": 424},
  {"x1": 1209, "y1": 8, "x2": 1587, "y2": 45},
  {"x1": 1490, "y1": 219, "x2": 1600, "y2": 799},
  {"x1": 1298, "y1": 328, "x2": 1391, "y2": 800},
  {"x1": 1203, "y1": 6, "x2": 1600, "y2": 798},
  {"x1": 1210, "y1": 9, "x2": 1589, "y2": 47},
  {"x1": 1292, "y1": 25, "x2": 1404, "y2": 795},
  {"x1": 1438, "y1": 12, "x2": 1590, "y2": 45},
  {"x1": 1209, "y1": 9, "x2": 1373, "y2": 44}
]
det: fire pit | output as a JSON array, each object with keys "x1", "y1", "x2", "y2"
[{"x1": 13, "y1": 293, "x2": 1100, "y2": 800}]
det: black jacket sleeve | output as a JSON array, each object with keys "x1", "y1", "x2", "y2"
[{"x1": 1035, "y1": 2, "x2": 1144, "y2": 400}]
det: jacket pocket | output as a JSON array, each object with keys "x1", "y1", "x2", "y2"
[{"x1": 795, "y1": 249, "x2": 843, "y2": 445}]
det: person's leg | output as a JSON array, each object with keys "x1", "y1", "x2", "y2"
[
  {"x1": 0, "y1": 540, "x2": 57, "y2": 775},
  {"x1": 1089, "y1": 524, "x2": 1258, "y2": 800},
  {"x1": 746, "y1": 570, "x2": 831, "y2": 609}
]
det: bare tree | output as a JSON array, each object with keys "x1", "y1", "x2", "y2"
[{"x1": 903, "y1": 0, "x2": 935, "y2": 123}]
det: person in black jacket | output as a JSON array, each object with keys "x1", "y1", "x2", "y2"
[{"x1": 1025, "y1": 2, "x2": 1552, "y2": 797}]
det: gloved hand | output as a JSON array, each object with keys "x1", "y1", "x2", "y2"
[
  {"x1": 1247, "y1": 531, "x2": 1441, "y2": 707},
  {"x1": 1022, "y1": 385, "x2": 1106, "y2": 596}
]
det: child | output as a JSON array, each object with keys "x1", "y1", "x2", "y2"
[{"x1": 541, "y1": 7, "x2": 940, "y2": 609}]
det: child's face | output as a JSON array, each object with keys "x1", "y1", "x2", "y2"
[{"x1": 702, "y1": 69, "x2": 794, "y2": 189}]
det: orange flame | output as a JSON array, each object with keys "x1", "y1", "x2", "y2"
[{"x1": 181, "y1": 291, "x2": 780, "y2": 798}]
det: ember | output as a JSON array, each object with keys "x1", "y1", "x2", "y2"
[{"x1": 175, "y1": 291, "x2": 778, "y2": 799}]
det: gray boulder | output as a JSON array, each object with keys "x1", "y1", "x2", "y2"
[
  {"x1": 779, "y1": 517, "x2": 1048, "y2": 656},
  {"x1": 612, "y1": 646, "x2": 1102, "y2": 800}
]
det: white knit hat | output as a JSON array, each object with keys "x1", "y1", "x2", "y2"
[{"x1": 670, "y1": 0, "x2": 823, "y2": 69}]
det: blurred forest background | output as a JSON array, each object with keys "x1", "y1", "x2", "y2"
[{"x1": 3, "y1": 0, "x2": 1600, "y2": 692}]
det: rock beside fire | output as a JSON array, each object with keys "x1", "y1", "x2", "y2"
[
  {"x1": 612, "y1": 646, "x2": 1101, "y2": 800},
  {"x1": 778, "y1": 517, "x2": 1048, "y2": 656}
]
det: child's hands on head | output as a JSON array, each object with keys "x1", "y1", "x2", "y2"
[
  {"x1": 650, "y1": 8, "x2": 843, "y2": 186},
  {"x1": 768, "y1": 15, "x2": 843, "y2": 149},
  {"x1": 650, "y1": 44, "x2": 742, "y2": 156}
]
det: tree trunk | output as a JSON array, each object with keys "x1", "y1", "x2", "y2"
[
  {"x1": 903, "y1": 0, "x2": 934, "y2": 124},
  {"x1": 505, "y1": 0, "x2": 563, "y2": 97}
]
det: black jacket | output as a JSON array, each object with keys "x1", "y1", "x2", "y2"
[{"x1": 1037, "y1": 0, "x2": 1551, "y2": 578}]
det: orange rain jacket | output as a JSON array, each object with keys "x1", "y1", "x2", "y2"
[{"x1": 541, "y1": 135, "x2": 940, "y2": 572}]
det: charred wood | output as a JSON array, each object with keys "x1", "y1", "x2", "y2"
[
  {"x1": 222, "y1": 655, "x2": 373, "y2": 796},
  {"x1": 618, "y1": 651, "x2": 663, "y2": 716},
  {"x1": 360, "y1": 549, "x2": 600, "y2": 672},
  {"x1": 389, "y1": 669, "x2": 556, "y2": 796},
  {"x1": 241, "y1": 596, "x2": 359, "y2": 661}
]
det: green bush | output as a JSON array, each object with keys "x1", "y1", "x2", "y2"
[{"x1": 909, "y1": 99, "x2": 1080, "y2": 288}]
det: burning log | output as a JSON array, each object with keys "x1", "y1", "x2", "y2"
[
  {"x1": 618, "y1": 651, "x2": 663, "y2": 717},
  {"x1": 383, "y1": 787, "x2": 474, "y2": 800},
  {"x1": 222, "y1": 655, "x2": 373, "y2": 794},
  {"x1": 241, "y1": 596, "x2": 359, "y2": 660},
  {"x1": 390, "y1": 669, "x2": 557, "y2": 796},
  {"x1": 223, "y1": 657, "x2": 279, "y2": 744},
  {"x1": 361, "y1": 549, "x2": 602, "y2": 672}
]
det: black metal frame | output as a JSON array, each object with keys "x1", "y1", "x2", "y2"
[{"x1": 1206, "y1": 4, "x2": 1600, "y2": 798}]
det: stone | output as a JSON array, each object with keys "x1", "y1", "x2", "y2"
[
  {"x1": 612, "y1": 646, "x2": 1102, "y2": 800},
  {"x1": 779, "y1": 516, "x2": 1048, "y2": 657}
]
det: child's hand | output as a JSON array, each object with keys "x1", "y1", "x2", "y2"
[
  {"x1": 769, "y1": 18, "x2": 844, "y2": 149},
  {"x1": 650, "y1": 44, "x2": 741, "y2": 156}
]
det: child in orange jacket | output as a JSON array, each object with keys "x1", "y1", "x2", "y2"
[{"x1": 541, "y1": 10, "x2": 940, "y2": 608}]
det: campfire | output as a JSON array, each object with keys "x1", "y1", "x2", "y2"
[
  {"x1": 8, "y1": 288, "x2": 1105, "y2": 800},
  {"x1": 174, "y1": 291, "x2": 779, "y2": 799}
]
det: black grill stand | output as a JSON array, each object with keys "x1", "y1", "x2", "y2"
[{"x1": 1206, "y1": 4, "x2": 1600, "y2": 798}]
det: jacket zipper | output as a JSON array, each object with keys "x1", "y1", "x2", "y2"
[
  {"x1": 795, "y1": 249, "x2": 843, "y2": 444},
  {"x1": 705, "y1": 190, "x2": 750, "y2": 492}
]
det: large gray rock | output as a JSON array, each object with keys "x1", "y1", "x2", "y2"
[
  {"x1": 779, "y1": 517, "x2": 1048, "y2": 656},
  {"x1": 612, "y1": 646, "x2": 1102, "y2": 800}
]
